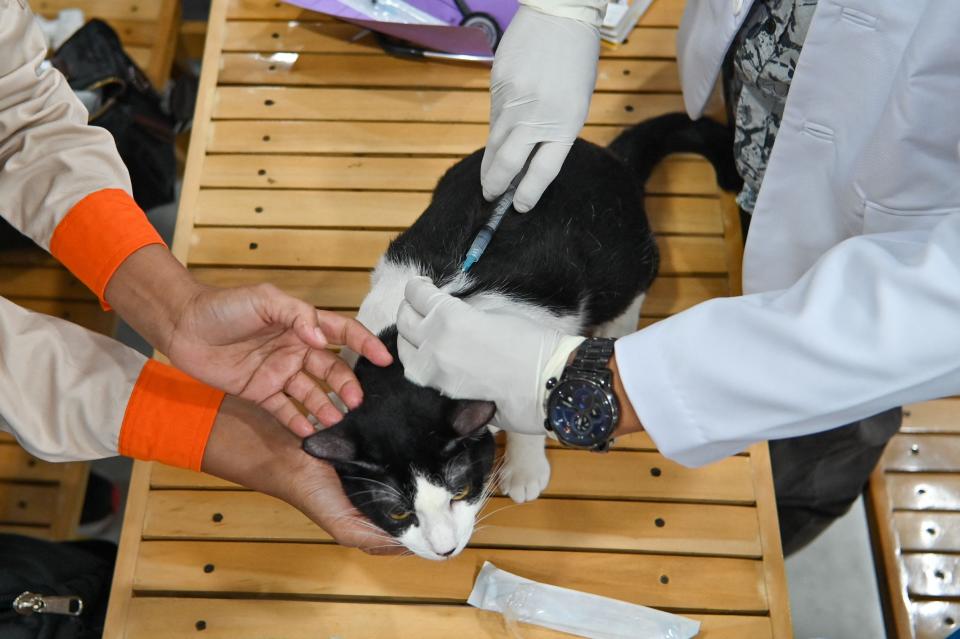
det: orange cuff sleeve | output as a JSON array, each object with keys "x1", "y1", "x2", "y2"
[
  {"x1": 119, "y1": 360, "x2": 225, "y2": 471},
  {"x1": 49, "y1": 189, "x2": 166, "y2": 308}
]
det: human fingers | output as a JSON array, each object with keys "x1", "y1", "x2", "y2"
[
  {"x1": 316, "y1": 311, "x2": 392, "y2": 367},
  {"x1": 258, "y1": 391, "x2": 316, "y2": 437},
  {"x1": 284, "y1": 369, "x2": 344, "y2": 426},
  {"x1": 253, "y1": 283, "x2": 330, "y2": 350},
  {"x1": 396, "y1": 299, "x2": 427, "y2": 349},
  {"x1": 304, "y1": 349, "x2": 364, "y2": 413},
  {"x1": 480, "y1": 128, "x2": 536, "y2": 202},
  {"x1": 402, "y1": 277, "x2": 452, "y2": 317},
  {"x1": 512, "y1": 141, "x2": 571, "y2": 212}
]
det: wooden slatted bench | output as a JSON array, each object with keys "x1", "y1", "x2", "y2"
[
  {"x1": 34, "y1": 0, "x2": 181, "y2": 89},
  {"x1": 0, "y1": 431, "x2": 89, "y2": 540},
  {"x1": 103, "y1": 0, "x2": 792, "y2": 636},
  {"x1": 867, "y1": 398, "x2": 960, "y2": 638}
]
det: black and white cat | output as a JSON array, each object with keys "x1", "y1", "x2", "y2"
[{"x1": 303, "y1": 113, "x2": 740, "y2": 560}]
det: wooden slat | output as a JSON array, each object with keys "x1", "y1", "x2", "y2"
[
  {"x1": 748, "y1": 442, "x2": 793, "y2": 637},
  {"x1": 0, "y1": 266, "x2": 98, "y2": 301},
  {"x1": 105, "y1": 19, "x2": 160, "y2": 47},
  {"x1": 220, "y1": 21, "x2": 679, "y2": 60},
  {"x1": 218, "y1": 54, "x2": 681, "y2": 93},
  {"x1": 903, "y1": 553, "x2": 960, "y2": 598},
  {"x1": 224, "y1": 0, "x2": 686, "y2": 27},
  {"x1": 902, "y1": 400, "x2": 960, "y2": 433},
  {"x1": 125, "y1": 598, "x2": 773, "y2": 639},
  {"x1": 0, "y1": 445, "x2": 64, "y2": 482},
  {"x1": 208, "y1": 120, "x2": 630, "y2": 154},
  {"x1": 0, "y1": 523, "x2": 52, "y2": 538},
  {"x1": 212, "y1": 86, "x2": 687, "y2": 126},
  {"x1": 189, "y1": 266, "x2": 725, "y2": 317},
  {"x1": 865, "y1": 465, "x2": 913, "y2": 639},
  {"x1": 0, "y1": 483, "x2": 57, "y2": 525},
  {"x1": 895, "y1": 512, "x2": 960, "y2": 552},
  {"x1": 198, "y1": 154, "x2": 716, "y2": 195},
  {"x1": 886, "y1": 473, "x2": 960, "y2": 510},
  {"x1": 194, "y1": 188, "x2": 427, "y2": 228},
  {"x1": 134, "y1": 541, "x2": 768, "y2": 612},
  {"x1": 912, "y1": 601, "x2": 960, "y2": 639},
  {"x1": 143, "y1": 490, "x2": 762, "y2": 556},
  {"x1": 646, "y1": 195, "x2": 724, "y2": 234},
  {"x1": 179, "y1": 20, "x2": 208, "y2": 60},
  {"x1": 192, "y1": 190, "x2": 721, "y2": 235},
  {"x1": 187, "y1": 228, "x2": 725, "y2": 274},
  {"x1": 49, "y1": 461, "x2": 89, "y2": 540},
  {"x1": 151, "y1": 450, "x2": 755, "y2": 503},
  {"x1": 607, "y1": 27, "x2": 678, "y2": 58},
  {"x1": 127, "y1": 46, "x2": 153, "y2": 72},
  {"x1": 33, "y1": 0, "x2": 163, "y2": 19},
  {"x1": 882, "y1": 434, "x2": 960, "y2": 472}
]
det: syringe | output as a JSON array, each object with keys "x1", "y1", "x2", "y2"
[{"x1": 461, "y1": 175, "x2": 522, "y2": 272}]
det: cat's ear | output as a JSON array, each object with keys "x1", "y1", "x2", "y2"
[
  {"x1": 302, "y1": 424, "x2": 356, "y2": 463},
  {"x1": 448, "y1": 400, "x2": 497, "y2": 438}
]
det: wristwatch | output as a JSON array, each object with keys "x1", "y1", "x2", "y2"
[{"x1": 543, "y1": 337, "x2": 620, "y2": 451}]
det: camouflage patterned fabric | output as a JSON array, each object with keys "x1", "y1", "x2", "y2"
[{"x1": 731, "y1": 0, "x2": 818, "y2": 212}]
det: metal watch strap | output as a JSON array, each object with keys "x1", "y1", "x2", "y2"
[{"x1": 568, "y1": 337, "x2": 616, "y2": 378}]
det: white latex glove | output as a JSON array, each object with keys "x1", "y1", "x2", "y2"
[
  {"x1": 481, "y1": 6, "x2": 601, "y2": 212},
  {"x1": 397, "y1": 278, "x2": 584, "y2": 434}
]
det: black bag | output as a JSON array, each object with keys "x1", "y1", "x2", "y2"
[
  {"x1": 0, "y1": 534, "x2": 116, "y2": 639},
  {"x1": 52, "y1": 19, "x2": 177, "y2": 211}
]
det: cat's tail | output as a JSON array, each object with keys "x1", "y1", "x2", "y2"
[{"x1": 607, "y1": 112, "x2": 743, "y2": 192}]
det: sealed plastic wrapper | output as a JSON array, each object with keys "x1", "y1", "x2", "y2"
[{"x1": 467, "y1": 562, "x2": 700, "y2": 639}]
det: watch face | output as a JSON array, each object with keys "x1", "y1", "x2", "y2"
[{"x1": 547, "y1": 379, "x2": 617, "y2": 448}]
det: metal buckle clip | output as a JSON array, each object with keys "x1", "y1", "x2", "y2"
[{"x1": 13, "y1": 592, "x2": 84, "y2": 617}]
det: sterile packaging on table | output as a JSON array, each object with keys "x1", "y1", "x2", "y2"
[{"x1": 468, "y1": 561, "x2": 700, "y2": 639}]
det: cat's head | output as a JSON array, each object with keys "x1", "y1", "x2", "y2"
[{"x1": 302, "y1": 328, "x2": 497, "y2": 560}]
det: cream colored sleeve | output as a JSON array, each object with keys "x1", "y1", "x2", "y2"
[
  {"x1": 0, "y1": 1, "x2": 133, "y2": 250},
  {"x1": 0, "y1": 297, "x2": 146, "y2": 461},
  {"x1": 520, "y1": 0, "x2": 608, "y2": 27}
]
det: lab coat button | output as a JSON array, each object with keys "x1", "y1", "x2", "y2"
[{"x1": 733, "y1": 0, "x2": 744, "y2": 16}]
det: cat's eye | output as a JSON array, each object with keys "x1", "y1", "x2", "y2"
[
  {"x1": 451, "y1": 485, "x2": 470, "y2": 501},
  {"x1": 389, "y1": 509, "x2": 412, "y2": 521}
]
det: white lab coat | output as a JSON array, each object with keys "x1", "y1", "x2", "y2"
[{"x1": 615, "y1": 0, "x2": 960, "y2": 466}]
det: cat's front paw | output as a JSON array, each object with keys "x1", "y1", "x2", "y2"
[{"x1": 500, "y1": 434, "x2": 551, "y2": 503}]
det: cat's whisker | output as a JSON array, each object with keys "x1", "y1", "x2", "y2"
[
  {"x1": 342, "y1": 476, "x2": 404, "y2": 498},
  {"x1": 475, "y1": 501, "x2": 522, "y2": 525}
]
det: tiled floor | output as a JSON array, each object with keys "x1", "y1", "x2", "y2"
[{"x1": 785, "y1": 496, "x2": 887, "y2": 638}]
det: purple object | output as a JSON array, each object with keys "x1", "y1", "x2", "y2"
[{"x1": 284, "y1": 0, "x2": 518, "y2": 57}]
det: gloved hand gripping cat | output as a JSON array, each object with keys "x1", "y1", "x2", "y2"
[{"x1": 397, "y1": 278, "x2": 585, "y2": 434}]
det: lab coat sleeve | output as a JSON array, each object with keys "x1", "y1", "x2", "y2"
[
  {"x1": 520, "y1": 0, "x2": 607, "y2": 28},
  {"x1": 0, "y1": 296, "x2": 224, "y2": 469},
  {"x1": 0, "y1": 2, "x2": 164, "y2": 305},
  {"x1": 615, "y1": 214, "x2": 960, "y2": 467}
]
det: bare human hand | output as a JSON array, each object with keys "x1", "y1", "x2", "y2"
[
  {"x1": 201, "y1": 396, "x2": 400, "y2": 554},
  {"x1": 106, "y1": 245, "x2": 392, "y2": 437}
]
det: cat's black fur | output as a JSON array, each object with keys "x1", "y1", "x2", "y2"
[
  {"x1": 304, "y1": 113, "x2": 740, "y2": 535},
  {"x1": 307, "y1": 326, "x2": 497, "y2": 537}
]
